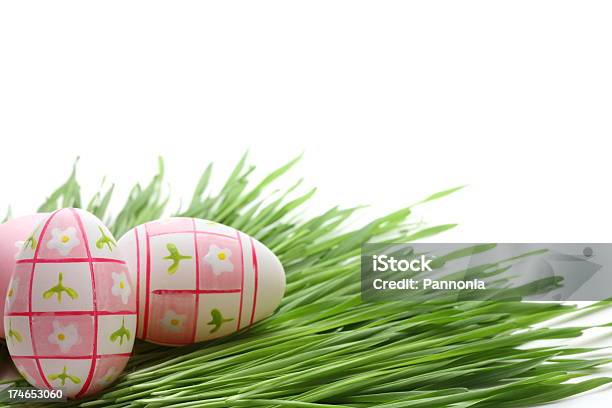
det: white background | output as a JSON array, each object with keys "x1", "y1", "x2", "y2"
[{"x1": 0, "y1": 1, "x2": 611, "y2": 405}]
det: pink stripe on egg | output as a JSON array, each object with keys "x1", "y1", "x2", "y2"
[
  {"x1": 71, "y1": 209, "x2": 97, "y2": 398},
  {"x1": 191, "y1": 218, "x2": 200, "y2": 344},
  {"x1": 28, "y1": 209, "x2": 61, "y2": 390},
  {"x1": 249, "y1": 237, "x2": 259, "y2": 326},
  {"x1": 236, "y1": 231, "x2": 245, "y2": 331},
  {"x1": 142, "y1": 223, "x2": 152, "y2": 340},
  {"x1": 134, "y1": 227, "x2": 141, "y2": 336}
]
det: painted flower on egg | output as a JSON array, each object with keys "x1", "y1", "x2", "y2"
[
  {"x1": 204, "y1": 245, "x2": 233, "y2": 275},
  {"x1": 47, "y1": 227, "x2": 80, "y2": 256},
  {"x1": 48, "y1": 321, "x2": 80, "y2": 353},
  {"x1": 111, "y1": 272, "x2": 131, "y2": 304},
  {"x1": 161, "y1": 310, "x2": 186, "y2": 332}
]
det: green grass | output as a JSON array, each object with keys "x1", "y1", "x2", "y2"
[{"x1": 1, "y1": 153, "x2": 611, "y2": 407}]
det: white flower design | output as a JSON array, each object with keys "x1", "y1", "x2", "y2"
[
  {"x1": 47, "y1": 227, "x2": 80, "y2": 256},
  {"x1": 6, "y1": 278, "x2": 19, "y2": 308},
  {"x1": 161, "y1": 310, "x2": 186, "y2": 332},
  {"x1": 48, "y1": 321, "x2": 79, "y2": 353},
  {"x1": 204, "y1": 245, "x2": 233, "y2": 275},
  {"x1": 98, "y1": 367, "x2": 118, "y2": 386},
  {"x1": 111, "y1": 272, "x2": 131, "y2": 305}
]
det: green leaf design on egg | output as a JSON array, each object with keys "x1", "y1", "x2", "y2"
[
  {"x1": 109, "y1": 317, "x2": 131, "y2": 346},
  {"x1": 7, "y1": 319, "x2": 23, "y2": 343},
  {"x1": 163, "y1": 243, "x2": 192, "y2": 275},
  {"x1": 48, "y1": 366, "x2": 81, "y2": 386},
  {"x1": 24, "y1": 233, "x2": 37, "y2": 250},
  {"x1": 42, "y1": 273, "x2": 79, "y2": 303},
  {"x1": 207, "y1": 309, "x2": 233, "y2": 334},
  {"x1": 96, "y1": 226, "x2": 117, "y2": 251}
]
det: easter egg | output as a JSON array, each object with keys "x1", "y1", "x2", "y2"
[
  {"x1": 117, "y1": 217, "x2": 285, "y2": 346},
  {"x1": 0, "y1": 213, "x2": 49, "y2": 338},
  {"x1": 3, "y1": 208, "x2": 136, "y2": 398}
]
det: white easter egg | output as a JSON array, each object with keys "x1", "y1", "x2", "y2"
[
  {"x1": 3, "y1": 208, "x2": 136, "y2": 398},
  {"x1": 117, "y1": 217, "x2": 285, "y2": 346},
  {"x1": 0, "y1": 213, "x2": 48, "y2": 338}
]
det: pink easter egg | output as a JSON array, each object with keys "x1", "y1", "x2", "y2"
[
  {"x1": 3, "y1": 208, "x2": 136, "y2": 398},
  {"x1": 0, "y1": 213, "x2": 48, "y2": 338},
  {"x1": 117, "y1": 217, "x2": 285, "y2": 346}
]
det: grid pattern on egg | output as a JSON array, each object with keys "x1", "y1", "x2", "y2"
[
  {"x1": 135, "y1": 218, "x2": 258, "y2": 345},
  {"x1": 3, "y1": 209, "x2": 136, "y2": 398}
]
